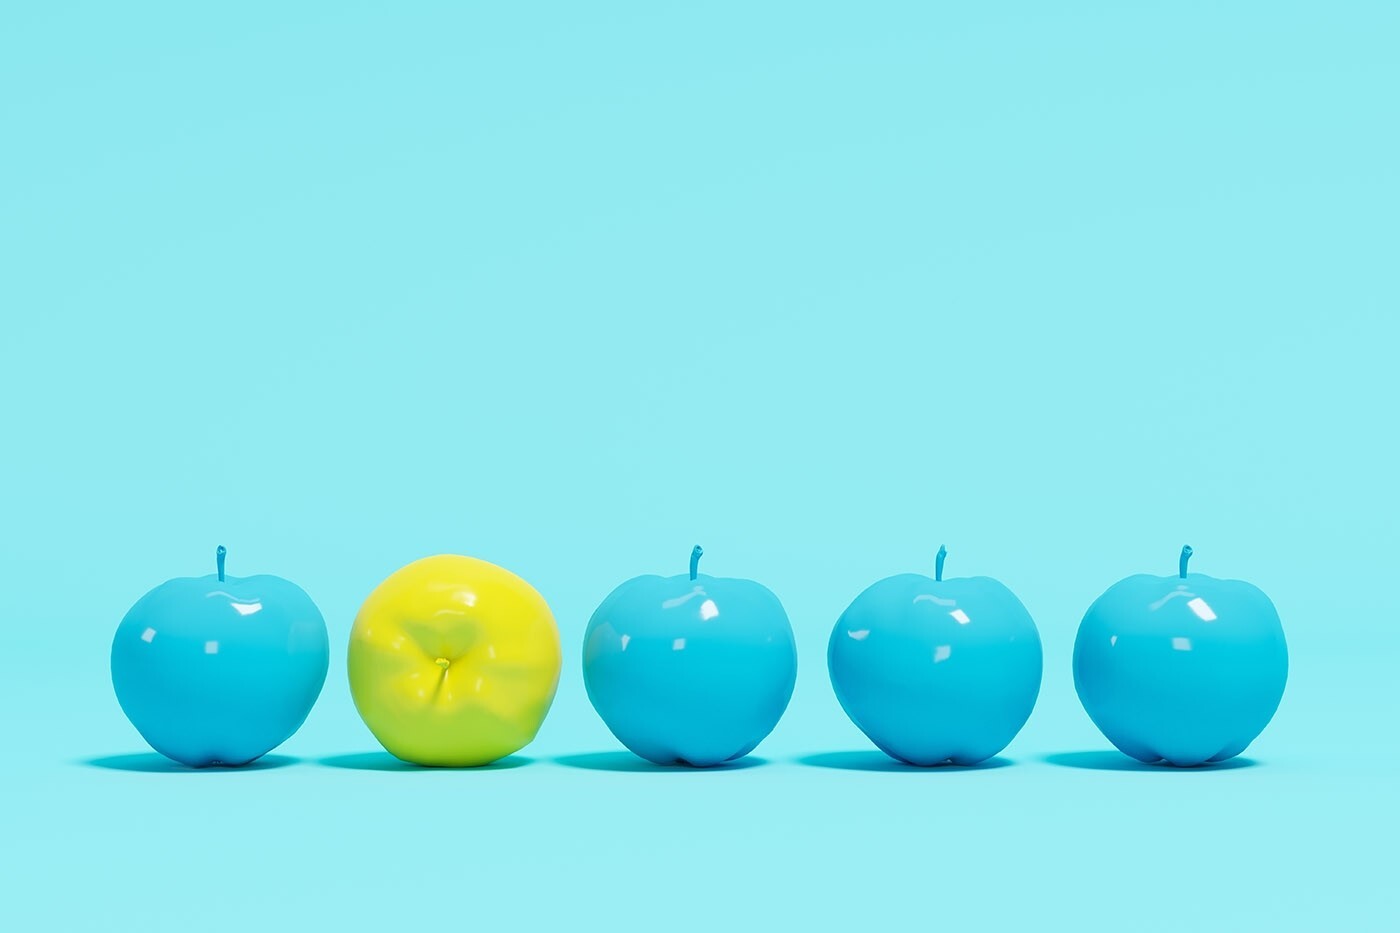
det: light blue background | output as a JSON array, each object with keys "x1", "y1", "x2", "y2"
[{"x1": 3, "y1": 2, "x2": 1396, "y2": 929}]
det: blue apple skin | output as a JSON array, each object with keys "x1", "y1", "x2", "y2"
[
  {"x1": 582, "y1": 547, "x2": 797, "y2": 767},
  {"x1": 828, "y1": 549, "x2": 1042, "y2": 765},
  {"x1": 1073, "y1": 547, "x2": 1288, "y2": 767},
  {"x1": 111, "y1": 548, "x2": 329, "y2": 767}
]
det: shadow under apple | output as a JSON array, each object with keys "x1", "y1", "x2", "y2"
[
  {"x1": 80, "y1": 753, "x2": 301, "y2": 773},
  {"x1": 1042, "y1": 751, "x2": 1258, "y2": 771},
  {"x1": 315, "y1": 752, "x2": 534, "y2": 771},
  {"x1": 552, "y1": 751, "x2": 769, "y2": 772},
  {"x1": 797, "y1": 751, "x2": 1013, "y2": 772}
]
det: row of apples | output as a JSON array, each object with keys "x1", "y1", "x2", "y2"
[{"x1": 111, "y1": 544, "x2": 1288, "y2": 770}]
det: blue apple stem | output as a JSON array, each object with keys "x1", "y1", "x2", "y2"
[
  {"x1": 935, "y1": 545, "x2": 947, "y2": 582},
  {"x1": 216, "y1": 545, "x2": 227, "y2": 583},
  {"x1": 690, "y1": 545, "x2": 703, "y2": 581},
  {"x1": 1179, "y1": 545, "x2": 1193, "y2": 579}
]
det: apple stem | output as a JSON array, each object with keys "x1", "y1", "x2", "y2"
[
  {"x1": 216, "y1": 545, "x2": 227, "y2": 583},
  {"x1": 1179, "y1": 545, "x2": 1193, "y2": 579},
  {"x1": 935, "y1": 545, "x2": 947, "y2": 582},
  {"x1": 690, "y1": 545, "x2": 703, "y2": 581}
]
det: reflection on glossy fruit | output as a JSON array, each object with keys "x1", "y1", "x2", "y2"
[
  {"x1": 829, "y1": 546, "x2": 1042, "y2": 765},
  {"x1": 583, "y1": 546, "x2": 797, "y2": 766},
  {"x1": 111, "y1": 546, "x2": 329, "y2": 767},
  {"x1": 348, "y1": 554, "x2": 561, "y2": 766},
  {"x1": 1073, "y1": 546, "x2": 1288, "y2": 766}
]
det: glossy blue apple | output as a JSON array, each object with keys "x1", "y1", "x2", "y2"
[
  {"x1": 828, "y1": 546, "x2": 1042, "y2": 765},
  {"x1": 1073, "y1": 546, "x2": 1288, "y2": 767},
  {"x1": 111, "y1": 546, "x2": 329, "y2": 767},
  {"x1": 582, "y1": 546, "x2": 797, "y2": 766}
]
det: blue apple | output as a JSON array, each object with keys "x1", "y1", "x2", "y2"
[
  {"x1": 1073, "y1": 546, "x2": 1288, "y2": 766},
  {"x1": 582, "y1": 546, "x2": 797, "y2": 766},
  {"x1": 111, "y1": 546, "x2": 329, "y2": 767},
  {"x1": 828, "y1": 546, "x2": 1042, "y2": 765}
]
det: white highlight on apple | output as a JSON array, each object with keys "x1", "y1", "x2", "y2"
[
  {"x1": 231, "y1": 601, "x2": 262, "y2": 616},
  {"x1": 672, "y1": 638, "x2": 686, "y2": 651},
  {"x1": 620, "y1": 634, "x2": 631, "y2": 650},
  {"x1": 933, "y1": 645, "x2": 952, "y2": 663},
  {"x1": 1153, "y1": 582, "x2": 1209, "y2": 610},
  {"x1": 1187, "y1": 597, "x2": 1217, "y2": 621},
  {"x1": 914, "y1": 594, "x2": 956, "y2": 607},
  {"x1": 140, "y1": 628, "x2": 156, "y2": 643},
  {"x1": 204, "y1": 641, "x2": 220, "y2": 655},
  {"x1": 1172, "y1": 637, "x2": 1192, "y2": 651},
  {"x1": 848, "y1": 629, "x2": 870, "y2": 641},
  {"x1": 662, "y1": 587, "x2": 706, "y2": 609},
  {"x1": 699, "y1": 599, "x2": 720, "y2": 621},
  {"x1": 950, "y1": 609, "x2": 971, "y2": 625}
]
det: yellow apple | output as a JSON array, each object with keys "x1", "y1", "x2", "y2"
[{"x1": 348, "y1": 554, "x2": 561, "y2": 766}]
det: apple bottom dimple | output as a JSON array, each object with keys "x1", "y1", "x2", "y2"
[
  {"x1": 828, "y1": 627, "x2": 1042, "y2": 767},
  {"x1": 837, "y1": 684, "x2": 1037, "y2": 767},
  {"x1": 1100, "y1": 731, "x2": 1248, "y2": 768},
  {"x1": 875, "y1": 748, "x2": 989, "y2": 768},
  {"x1": 161, "y1": 751, "x2": 263, "y2": 769},
  {"x1": 869, "y1": 728, "x2": 1016, "y2": 768},
  {"x1": 622, "y1": 743, "x2": 759, "y2": 769},
  {"x1": 585, "y1": 646, "x2": 796, "y2": 767},
  {"x1": 597, "y1": 695, "x2": 789, "y2": 768},
  {"x1": 1075, "y1": 644, "x2": 1286, "y2": 767},
  {"x1": 120, "y1": 690, "x2": 316, "y2": 768},
  {"x1": 1091, "y1": 709, "x2": 1269, "y2": 768},
  {"x1": 622, "y1": 735, "x2": 764, "y2": 769},
  {"x1": 112, "y1": 642, "x2": 325, "y2": 768}
]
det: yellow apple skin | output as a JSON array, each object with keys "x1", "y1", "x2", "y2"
[{"x1": 348, "y1": 555, "x2": 561, "y2": 766}]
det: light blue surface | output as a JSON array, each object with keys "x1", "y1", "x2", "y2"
[
  {"x1": 1074, "y1": 546, "x2": 1289, "y2": 766},
  {"x1": 1, "y1": 2, "x2": 1397, "y2": 930},
  {"x1": 111, "y1": 546, "x2": 329, "y2": 766},
  {"x1": 583, "y1": 546, "x2": 797, "y2": 766},
  {"x1": 829, "y1": 548, "x2": 1042, "y2": 765}
]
